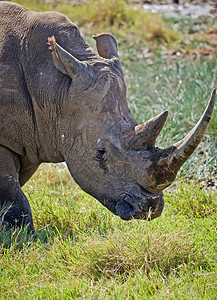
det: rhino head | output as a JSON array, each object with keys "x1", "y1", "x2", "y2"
[{"x1": 48, "y1": 34, "x2": 215, "y2": 221}]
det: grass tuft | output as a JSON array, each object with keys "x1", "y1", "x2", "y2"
[{"x1": 165, "y1": 180, "x2": 217, "y2": 218}]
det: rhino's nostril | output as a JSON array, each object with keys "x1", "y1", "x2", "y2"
[
  {"x1": 115, "y1": 198, "x2": 135, "y2": 220},
  {"x1": 123, "y1": 196, "x2": 134, "y2": 210}
]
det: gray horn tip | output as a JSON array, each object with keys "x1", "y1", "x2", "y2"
[
  {"x1": 211, "y1": 88, "x2": 216, "y2": 100},
  {"x1": 206, "y1": 88, "x2": 216, "y2": 116},
  {"x1": 155, "y1": 110, "x2": 169, "y2": 124},
  {"x1": 162, "y1": 110, "x2": 169, "y2": 117},
  {"x1": 156, "y1": 110, "x2": 169, "y2": 122},
  {"x1": 209, "y1": 88, "x2": 216, "y2": 105}
]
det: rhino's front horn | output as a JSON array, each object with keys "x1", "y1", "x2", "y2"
[
  {"x1": 149, "y1": 89, "x2": 216, "y2": 192},
  {"x1": 168, "y1": 88, "x2": 216, "y2": 171}
]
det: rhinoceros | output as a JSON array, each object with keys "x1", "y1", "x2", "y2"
[{"x1": 0, "y1": 2, "x2": 215, "y2": 229}]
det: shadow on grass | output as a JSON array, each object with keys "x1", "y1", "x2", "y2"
[{"x1": 0, "y1": 224, "x2": 71, "y2": 251}]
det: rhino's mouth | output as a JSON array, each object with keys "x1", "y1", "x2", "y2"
[{"x1": 115, "y1": 191, "x2": 164, "y2": 221}]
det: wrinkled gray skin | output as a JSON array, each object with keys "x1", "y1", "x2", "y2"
[{"x1": 0, "y1": 2, "x2": 215, "y2": 230}]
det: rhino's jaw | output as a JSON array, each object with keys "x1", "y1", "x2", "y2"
[{"x1": 114, "y1": 191, "x2": 164, "y2": 221}]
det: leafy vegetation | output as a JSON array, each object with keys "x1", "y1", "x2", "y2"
[
  {"x1": 6, "y1": 0, "x2": 217, "y2": 51},
  {"x1": 68, "y1": 0, "x2": 179, "y2": 44},
  {"x1": 1, "y1": 0, "x2": 217, "y2": 299},
  {"x1": 7, "y1": 0, "x2": 179, "y2": 44}
]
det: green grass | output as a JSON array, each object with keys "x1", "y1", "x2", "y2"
[
  {"x1": 1, "y1": 1, "x2": 217, "y2": 299},
  {"x1": 0, "y1": 165, "x2": 217, "y2": 299}
]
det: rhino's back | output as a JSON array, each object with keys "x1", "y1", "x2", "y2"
[
  {"x1": 0, "y1": 1, "x2": 89, "y2": 84},
  {"x1": 0, "y1": 2, "x2": 95, "y2": 160},
  {"x1": 0, "y1": 1, "x2": 78, "y2": 40},
  {"x1": 0, "y1": 1, "x2": 95, "y2": 106}
]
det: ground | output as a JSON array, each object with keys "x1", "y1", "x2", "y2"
[{"x1": 141, "y1": 0, "x2": 216, "y2": 4}]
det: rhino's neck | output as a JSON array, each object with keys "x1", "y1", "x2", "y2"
[
  {"x1": 22, "y1": 76, "x2": 70, "y2": 164},
  {"x1": 19, "y1": 21, "x2": 98, "y2": 163}
]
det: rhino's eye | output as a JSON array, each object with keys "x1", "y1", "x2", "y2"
[
  {"x1": 95, "y1": 149, "x2": 106, "y2": 162},
  {"x1": 94, "y1": 149, "x2": 108, "y2": 171}
]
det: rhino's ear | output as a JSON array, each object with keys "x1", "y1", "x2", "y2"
[
  {"x1": 94, "y1": 34, "x2": 124, "y2": 78},
  {"x1": 93, "y1": 34, "x2": 119, "y2": 59},
  {"x1": 47, "y1": 36, "x2": 93, "y2": 83}
]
